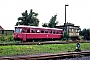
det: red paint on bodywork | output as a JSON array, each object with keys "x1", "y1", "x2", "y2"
[{"x1": 26, "y1": 33, "x2": 62, "y2": 39}]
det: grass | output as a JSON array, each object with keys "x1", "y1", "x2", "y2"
[{"x1": 0, "y1": 43, "x2": 90, "y2": 57}]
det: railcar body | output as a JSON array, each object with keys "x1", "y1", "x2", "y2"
[{"x1": 14, "y1": 25, "x2": 63, "y2": 41}]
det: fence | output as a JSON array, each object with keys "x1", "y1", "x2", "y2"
[{"x1": 0, "y1": 30, "x2": 14, "y2": 36}]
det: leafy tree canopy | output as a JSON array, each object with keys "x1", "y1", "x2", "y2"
[
  {"x1": 15, "y1": 9, "x2": 39, "y2": 26},
  {"x1": 79, "y1": 28, "x2": 90, "y2": 40},
  {"x1": 42, "y1": 23, "x2": 48, "y2": 27},
  {"x1": 63, "y1": 31, "x2": 70, "y2": 41},
  {"x1": 42, "y1": 14, "x2": 58, "y2": 28}
]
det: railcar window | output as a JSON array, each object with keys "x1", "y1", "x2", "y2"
[
  {"x1": 53, "y1": 30, "x2": 55, "y2": 34},
  {"x1": 22, "y1": 29, "x2": 27, "y2": 33},
  {"x1": 27, "y1": 28, "x2": 30, "y2": 33},
  {"x1": 59, "y1": 31, "x2": 61, "y2": 34},
  {"x1": 49, "y1": 30, "x2": 52, "y2": 34},
  {"x1": 45, "y1": 30, "x2": 48, "y2": 33},
  {"x1": 20, "y1": 29, "x2": 22, "y2": 33},
  {"x1": 31, "y1": 29, "x2": 35, "y2": 33},
  {"x1": 59, "y1": 31, "x2": 62, "y2": 34},
  {"x1": 15, "y1": 28, "x2": 19, "y2": 33},
  {"x1": 41, "y1": 30, "x2": 44, "y2": 33},
  {"x1": 56, "y1": 31, "x2": 58, "y2": 34},
  {"x1": 36, "y1": 30, "x2": 40, "y2": 33},
  {"x1": 61, "y1": 31, "x2": 63, "y2": 34},
  {"x1": 15, "y1": 28, "x2": 22, "y2": 33}
]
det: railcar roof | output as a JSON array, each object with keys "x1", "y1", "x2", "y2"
[{"x1": 15, "y1": 25, "x2": 63, "y2": 30}]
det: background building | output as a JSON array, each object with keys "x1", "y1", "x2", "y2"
[
  {"x1": 56, "y1": 23, "x2": 81, "y2": 40},
  {"x1": 0, "y1": 26, "x2": 14, "y2": 36}
]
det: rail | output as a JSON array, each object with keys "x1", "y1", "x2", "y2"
[
  {"x1": 0, "y1": 41, "x2": 90, "y2": 46},
  {"x1": 0, "y1": 51, "x2": 90, "y2": 60}
]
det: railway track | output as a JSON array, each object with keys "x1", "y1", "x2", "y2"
[
  {"x1": 0, "y1": 51, "x2": 90, "y2": 60},
  {"x1": 0, "y1": 41, "x2": 90, "y2": 46}
]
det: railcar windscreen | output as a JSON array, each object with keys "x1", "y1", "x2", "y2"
[{"x1": 14, "y1": 28, "x2": 22, "y2": 33}]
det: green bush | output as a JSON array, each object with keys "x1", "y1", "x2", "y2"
[
  {"x1": 7, "y1": 35, "x2": 14, "y2": 41},
  {"x1": 0, "y1": 36, "x2": 5, "y2": 42},
  {"x1": 0, "y1": 35, "x2": 14, "y2": 42},
  {"x1": 63, "y1": 32, "x2": 70, "y2": 41}
]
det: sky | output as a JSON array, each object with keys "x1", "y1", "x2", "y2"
[{"x1": 0, "y1": 0, "x2": 90, "y2": 30}]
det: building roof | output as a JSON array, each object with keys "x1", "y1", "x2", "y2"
[
  {"x1": 56, "y1": 23, "x2": 80, "y2": 28},
  {"x1": 56, "y1": 25, "x2": 80, "y2": 28},
  {"x1": 0, "y1": 26, "x2": 4, "y2": 30}
]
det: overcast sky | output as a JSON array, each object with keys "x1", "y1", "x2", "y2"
[{"x1": 0, "y1": 0, "x2": 90, "y2": 30}]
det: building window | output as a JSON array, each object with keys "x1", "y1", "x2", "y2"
[
  {"x1": 69, "y1": 29, "x2": 71, "y2": 32},
  {"x1": 71, "y1": 29, "x2": 73, "y2": 32},
  {"x1": 76, "y1": 29, "x2": 79, "y2": 33},
  {"x1": 2, "y1": 30, "x2": 4, "y2": 34}
]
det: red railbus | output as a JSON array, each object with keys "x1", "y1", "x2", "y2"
[{"x1": 14, "y1": 25, "x2": 63, "y2": 42}]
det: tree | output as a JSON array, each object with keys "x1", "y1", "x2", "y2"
[
  {"x1": 15, "y1": 9, "x2": 39, "y2": 26},
  {"x1": 42, "y1": 23, "x2": 48, "y2": 27},
  {"x1": 63, "y1": 31, "x2": 70, "y2": 41},
  {"x1": 79, "y1": 28, "x2": 90, "y2": 40},
  {"x1": 42, "y1": 14, "x2": 58, "y2": 28},
  {"x1": 48, "y1": 14, "x2": 58, "y2": 28}
]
